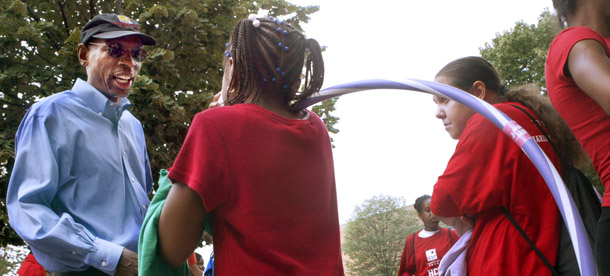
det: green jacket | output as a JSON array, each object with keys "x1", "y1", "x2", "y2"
[{"x1": 138, "y1": 169, "x2": 191, "y2": 276}]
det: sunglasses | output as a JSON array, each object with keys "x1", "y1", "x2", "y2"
[{"x1": 89, "y1": 42, "x2": 148, "y2": 62}]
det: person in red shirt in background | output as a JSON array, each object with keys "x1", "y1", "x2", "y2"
[
  {"x1": 430, "y1": 57, "x2": 586, "y2": 275},
  {"x1": 398, "y1": 195, "x2": 458, "y2": 276},
  {"x1": 545, "y1": 0, "x2": 610, "y2": 274},
  {"x1": 17, "y1": 248, "x2": 47, "y2": 276}
]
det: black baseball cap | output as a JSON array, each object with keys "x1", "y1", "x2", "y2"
[{"x1": 81, "y1": 13, "x2": 156, "y2": 45}]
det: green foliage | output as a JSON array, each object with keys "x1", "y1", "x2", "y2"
[
  {"x1": 342, "y1": 195, "x2": 420, "y2": 276},
  {"x1": 480, "y1": 9, "x2": 560, "y2": 94},
  {"x1": 312, "y1": 97, "x2": 339, "y2": 146},
  {"x1": 0, "y1": 201, "x2": 24, "y2": 247},
  {"x1": 0, "y1": 0, "x2": 336, "y2": 246},
  {"x1": 0, "y1": 257, "x2": 10, "y2": 275},
  {"x1": 583, "y1": 164, "x2": 605, "y2": 195},
  {"x1": 0, "y1": 244, "x2": 30, "y2": 275}
]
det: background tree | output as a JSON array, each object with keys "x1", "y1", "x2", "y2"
[
  {"x1": 480, "y1": 9, "x2": 559, "y2": 94},
  {"x1": 342, "y1": 195, "x2": 420, "y2": 276},
  {"x1": 0, "y1": 0, "x2": 338, "y2": 247},
  {"x1": 480, "y1": 9, "x2": 604, "y2": 194}
]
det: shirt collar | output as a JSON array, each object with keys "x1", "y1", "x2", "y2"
[{"x1": 72, "y1": 78, "x2": 132, "y2": 121}]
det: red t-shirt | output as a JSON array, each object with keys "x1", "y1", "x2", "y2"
[
  {"x1": 545, "y1": 26, "x2": 610, "y2": 207},
  {"x1": 17, "y1": 253, "x2": 46, "y2": 276},
  {"x1": 430, "y1": 102, "x2": 562, "y2": 275},
  {"x1": 169, "y1": 104, "x2": 344, "y2": 275},
  {"x1": 397, "y1": 227, "x2": 458, "y2": 276}
]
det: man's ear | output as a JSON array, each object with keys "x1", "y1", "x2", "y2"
[
  {"x1": 77, "y1": 43, "x2": 88, "y2": 67},
  {"x1": 471, "y1": 80, "x2": 487, "y2": 100}
]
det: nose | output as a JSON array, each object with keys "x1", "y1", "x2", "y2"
[
  {"x1": 118, "y1": 51, "x2": 136, "y2": 67},
  {"x1": 435, "y1": 105, "x2": 445, "y2": 119}
]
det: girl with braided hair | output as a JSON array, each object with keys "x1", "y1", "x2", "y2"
[
  {"x1": 430, "y1": 56, "x2": 586, "y2": 275},
  {"x1": 157, "y1": 15, "x2": 344, "y2": 275},
  {"x1": 546, "y1": 0, "x2": 610, "y2": 274}
]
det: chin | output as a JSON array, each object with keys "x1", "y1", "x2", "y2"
[{"x1": 111, "y1": 89, "x2": 131, "y2": 99}]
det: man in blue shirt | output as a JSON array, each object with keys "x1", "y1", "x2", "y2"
[{"x1": 7, "y1": 13, "x2": 156, "y2": 276}]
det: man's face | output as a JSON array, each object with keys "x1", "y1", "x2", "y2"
[{"x1": 80, "y1": 36, "x2": 143, "y2": 100}]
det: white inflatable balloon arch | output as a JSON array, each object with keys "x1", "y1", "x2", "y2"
[{"x1": 296, "y1": 78, "x2": 596, "y2": 276}]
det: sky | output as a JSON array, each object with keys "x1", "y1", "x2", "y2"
[{"x1": 285, "y1": 0, "x2": 555, "y2": 224}]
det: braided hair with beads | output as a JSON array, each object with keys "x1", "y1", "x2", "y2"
[{"x1": 224, "y1": 15, "x2": 324, "y2": 110}]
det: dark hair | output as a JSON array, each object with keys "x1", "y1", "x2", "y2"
[
  {"x1": 436, "y1": 56, "x2": 505, "y2": 95},
  {"x1": 552, "y1": 0, "x2": 577, "y2": 27},
  {"x1": 195, "y1": 252, "x2": 202, "y2": 262},
  {"x1": 436, "y1": 56, "x2": 588, "y2": 168},
  {"x1": 414, "y1": 195, "x2": 431, "y2": 214},
  {"x1": 225, "y1": 17, "x2": 324, "y2": 110}
]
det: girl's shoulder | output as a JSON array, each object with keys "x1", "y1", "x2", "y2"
[{"x1": 553, "y1": 26, "x2": 606, "y2": 47}]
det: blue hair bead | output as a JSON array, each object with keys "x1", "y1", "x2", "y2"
[
  {"x1": 263, "y1": 78, "x2": 267, "y2": 82},
  {"x1": 283, "y1": 84, "x2": 287, "y2": 89},
  {"x1": 284, "y1": 46, "x2": 289, "y2": 51},
  {"x1": 224, "y1": 51, "x2": 231, "y2": 57},
  {"x1": 269, "y1": 16, "x2": 273, "y2": 20},
  {"x1": 278, "y1": 42, "x2": 282, "y2": 47},
  {"x1": 283, "y1": 30, "x2": 287, "y2": 35},
  {"x1": 276, "y1": 67, "x2": 280, "y2": 72},
  {"x1": 274, "y1": 18, "x2": 279, "y2": 23},
  {"x1": 272, "y1": 77, "x2": 276, "y2": 82},
  {"x1": 277, "y1": 27, "x2": 282, "y2": 32},
  {"x1": 225, "y1": 43, "x2": 230, "y2": 48},
  {"x1": 280, "y1": 20, "x2": 285, "y2": 25},
  {"x1": 281, "y1": 72, "x2": 285, "y2": 76}
]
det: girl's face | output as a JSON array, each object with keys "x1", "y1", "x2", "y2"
[
  {"x1": 433, "y1": 76, "x2": 476, "y2": 140},
  {"x1": 418, "y1": 199, "x2": 439, "y2": 231}
]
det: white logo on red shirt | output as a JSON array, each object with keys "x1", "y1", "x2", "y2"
[{"x1": 425, "y1": 248, "x2": 438, "y2": 262}]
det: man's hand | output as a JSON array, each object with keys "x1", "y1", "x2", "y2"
[
  {"x1": 115, "y1": 248, "x2": 138, "y2": 276},
  {"x1": 208, "y1": 92, "x2": 223, "y2": 108}
]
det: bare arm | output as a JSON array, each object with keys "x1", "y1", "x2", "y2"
[
  {"x1": 189, "y1": 264, "x2": 203, "y2": 276},
  {"x1": 115, "y1": 248, "x2": 138, "y2": 276},
  {"x1": 434, "y1": 215, "x2": 474, "y2": 237},
  {"x1": 158, "y1": 182, "x2": 206, "y2": 268},
  {"x1": 568, "y1": 39, "x2": 610, "y2": 115}
]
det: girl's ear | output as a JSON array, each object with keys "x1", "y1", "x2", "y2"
[
  {"x1": 227, "y1": 58, "x2": 237, "y2": 95},
  {"x1": 471, "y1": 80, "x2": 487, "y2": 100}
]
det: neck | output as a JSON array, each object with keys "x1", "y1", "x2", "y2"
[
  {"x1": 424, "y1": 226, "x2": 440, "y2": 232},
  {"x1": 568, "y1": 2, "x2": 610, "y2": 37},
  {"x1": 104, "y1": 93, "x2": 120, "y2": 103},
  {"x1": 257, "y1": 94, "x2": 304, "y2": 119},
  {"x1": 485, "y1": 91, "x2": 504, "y2": 105}
]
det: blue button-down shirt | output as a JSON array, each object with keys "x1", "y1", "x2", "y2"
[{"x1": 7, "y1": 79, "x2": 152, "y2": 275}]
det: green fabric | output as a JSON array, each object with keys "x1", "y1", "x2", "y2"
[{"x1": 138, "y1": 169, "x2": 191, "y2": 276}]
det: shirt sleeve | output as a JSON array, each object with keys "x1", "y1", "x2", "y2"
[
  {"x1": 168, "y1": 112, "x2": 231, "y2": 213},
  {"x1": 431, "y1": 113, "x2": 510, "y2": 217},
  {"x1": 397, "y1": 234, "x2": 415, "y2": 276},
  {"x1": 7, "y1": 113, "x2": 123, "y2": 274},
  {"x1": 547, "y1": 27, "x2": 607, "y2": 82}
]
